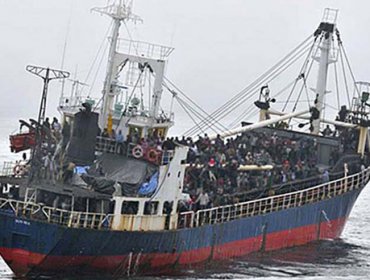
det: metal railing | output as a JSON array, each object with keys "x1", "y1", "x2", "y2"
[
  {"x1": 0, "y1": 197, "x2": 113, "y2": 230},
  {"x1": 95, "y1": 137, "x2": 174, "y2": 166},
  {"x1": 177, "y1": 168, "x2": 370, "y2": 229},
  {"x1": 0, "y1": 161, "x2": 16, "y2": 176},
  {"x1": 117, "y1": 39, "x2": 174, "y2": 60},
  {"x1": 42, "y1": 206, "x2": 113, "y2": 229},
  {"x1": 0, "y1": 198, "x2": 40, "y2": 216}
]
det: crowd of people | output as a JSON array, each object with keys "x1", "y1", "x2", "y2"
[
  {"x1": 18, "y1": 113, "x2": 348, "y2": 214},
  {"x1": 180, "y1": 131, "x2": 325, "y2": 211},
  {"x1": 97, "y1": 126, "x2": 335, "y2": 210},
  {"x1": 25, "y1": 117, "x2": 66, "y2": 183}
]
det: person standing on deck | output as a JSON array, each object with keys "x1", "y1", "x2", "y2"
[
  {"x1": 196, "y1": 190, "x2": 210, "y2": 210},
  {"x1": 43, "y1": 117, "x2": 51, "y2": 130},
  {"x1": 115, "y1": 130, "x2": 125, "y2": 154},
  {"x1": 61, "y1": 120, "x2": 71, "y2": 149}
]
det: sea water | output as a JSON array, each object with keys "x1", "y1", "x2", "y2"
[{"x1": 0, "y1": 119, "x2": 370, "y2": 280}]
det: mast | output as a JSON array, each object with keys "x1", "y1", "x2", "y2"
[
  {"x1": 150, "y1": 63, "x2": 165, "y2": 119},
  {"x1": 102, "y1": 18, "x2": 120, "y2": 129},
  {"x1": 92, "y1": 0, "x2": 142, "y2": 129},
  {"x1": 311, "y1": 8, "x2": 338, "y2": 135}
]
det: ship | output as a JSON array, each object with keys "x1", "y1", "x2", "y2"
[{"x1": 0, "y1": 1, "x2": 369, "y2": 278}]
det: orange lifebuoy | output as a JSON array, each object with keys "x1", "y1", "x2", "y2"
[
  {"x1": 13, "y1": 164, "x2": 26, "y2": 177},
  {"x1": 147, "y1": 148, "x2": 159, "y2": 163},
  {"x1": 132, "y1": 145, "x2": 144, "y2": 159}
]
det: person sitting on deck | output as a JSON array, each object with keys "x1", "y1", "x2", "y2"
[{"x1": 322, "y1": 125, "x2": 333, "y2": 137}]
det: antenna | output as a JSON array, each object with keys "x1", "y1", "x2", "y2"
[
  {"x1": 60, "y1": 0, "x2": 74, "y2": 99},
  {"x1": 92, "y1": 0, "x2": 142, "y2": 23},
  {"x1": 26, "y1": 65, "x2": 69, "y2": 126}
]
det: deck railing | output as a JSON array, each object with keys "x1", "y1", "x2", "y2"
[
  {"x1": 1, "y1": 169, "x2": 368, "y2": 232},
  {"x1": 0, "y1": 198, "x2": 40, "y2": 216},
  {"x1": 0, "y1": 160, "x2": 29, "y2": 177},
  {"x1": 1, "y1": 161, "x2": 17, "y2": 177},
  {"x1": 177, "y1": 168, "x2": 370, "y2": 229},
  {"x1": 95, "y1": 137, "x2": 174, "y2": 165},
  {"x1": 0, "y1": 198, "x2": 114, "y2": 230}
]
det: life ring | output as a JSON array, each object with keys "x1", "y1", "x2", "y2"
[
  {"x1": 13, "y1": 164, "x2": 26, "y2": 177},
  {"x1": 147, "y1": 148, "x2": 159, "y2": 163},
  {"x1": 132, "y1": 145, "x2": 144, "y2": 159}
]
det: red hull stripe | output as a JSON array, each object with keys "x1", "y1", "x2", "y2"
[{"x1": 0, "y1": 217, "x2": 347, "y2": 275}]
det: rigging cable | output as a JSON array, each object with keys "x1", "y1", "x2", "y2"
[
  {"x1": 229, "y1": 77, "x2": 304, "y2": 129},
  {"x1": 179, "y1": 98, "x2": 222, "y2": 134},
  {"x1": 291, "y1": 35, "x2": 324, "y2": 114},
  {"x1": 163, "y1": 77, "x2": 231, "y2": 133},
  {"x1": 162, "y1": 81, "x2": 226, "y2": 133},
  {"x1": 183, "y1": 35, "x2": 314, "y2": 135},
  {"x1": 81, "y1": 21, "x2": 114, "y2": 96},
  {"x1": 334, "y1": 58, "x2": 341, "y2": 110},
  {"x1": 185, "y1": 36, "x2": 314, "y2": 136},
  {"x1": 88, "y1": 40, "x2": 110, "y2": 98},
  {"x1": 340, "y1": 44, "x2": 361, "y2": 98},
  {"x1": 221, "y1": 41, "x2": 314, "y2": 132},
  {"x1": 175, "y1": 96, "x2": 206, "y2": 134},
  {"x1": 336, "y1": 29, "x2": 361, "y2": 98},
  {"x1": 227, "y1": 41, "x2": 314, "y2": 130},
  {"x1": 59, "y1": 0, "x2": 74, "y2": 98},
  {"x1": 184, "y1": 35, "x2": 315, "y2": 136},
  {"x1": 282, "y1": 34, "x2": 321, "y2": 112},
  {"x1": 338, "y1": 46, "x2": 351, "y2": 107}
]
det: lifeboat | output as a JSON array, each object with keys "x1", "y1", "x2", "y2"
[
  {"x1": 9, "y1": 132, "x2": 36, "y2": 153},
  {"x1": 9, "y1": 120, "x2": 37, "y2": 153}
]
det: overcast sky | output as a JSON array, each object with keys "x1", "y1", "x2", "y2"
[{"x1": 0, "y1": 0, "x2": 369, "y2": 135}]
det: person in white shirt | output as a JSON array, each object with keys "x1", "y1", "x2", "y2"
[{"x1": 196, "y1": 191, "x2": 210, "y2": 210}]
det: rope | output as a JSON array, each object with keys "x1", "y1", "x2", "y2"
[
  {"x1": 81, "y1": 21, "x2": 113, "y2": 96},
  {"x1": 334, "y1": 59, "x2": 341, "y2": 110},
  {"x1": 88, "y1": 41, "x2": 110, "y2": 98},
  {"x1": 338, "y1": 46, "x2": 351, "y2": 107},
  {"x1": 175, "y1": 97, "x2": 205, "y2": 134},
  {"x1": 188, "y1": 39, "x2": 314, "y2": 135},
  {"x1": 291, "y1": 35, "x2": 323, "y2": 113},
  {"x1": 227, "y1": 41, "x2": 314, "y2": 130},
  {"x1": 163, "y1": 77, "x2": 231, "y2": 133},
  {"x1": 185, "y1": 35, "x2": 315, "y2": 137},
  {"x1": 229, "y1": 107, "x2": 259, "y2": 130},
  {"x1": 168, "y1": 87, "x2": 224, "y2": 133},
  {"x1": 283, "y1": 34, "x2": 321, "y2": 112},
  {"x1": 183, "y1": 35, "x2": 314, "y2": 136},
  {"x1": 340, "y1": 43, "x2": 361, "y2": 98}
]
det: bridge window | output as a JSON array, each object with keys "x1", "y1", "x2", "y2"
[
  {"x1": 121, "y1": 201, "x2": 139, "y2": 215},
  {"x1": 144, "y1": 201, "x2": 159, "y2": 215}
]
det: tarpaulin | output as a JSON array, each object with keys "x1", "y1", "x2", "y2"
[
  {"x1": 138, "y1": 172, "x2": 159, "y2": 196},
  {"x1": 82, "y1": 153, "x2": 158, "y2": 196}
]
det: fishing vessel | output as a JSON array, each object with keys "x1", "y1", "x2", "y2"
[{"x1": 0, "y1": 1, "x2": 369, "y2": 277}]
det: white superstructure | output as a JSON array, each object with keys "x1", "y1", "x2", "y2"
[{"x1": 59, "y1": 0, "x2": 174, "y2": 140}]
